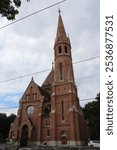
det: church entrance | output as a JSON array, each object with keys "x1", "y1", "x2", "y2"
[
  {"x1": 62, "y1": 137, "x2": 67, "y2": 145},
  {"x1": 61, "y1": 131, "x2": 67, "y2": 145},
  {"x1": 20, "y1": 125, "x2": 28, "y2": 147}
]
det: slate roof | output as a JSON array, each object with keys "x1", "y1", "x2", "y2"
[
  {"x1": 38, "y1": 85, "x2": 50, "y2": 99},
  {"x1": 42, "y1": 70, "x2": 54, "y2": 87}
]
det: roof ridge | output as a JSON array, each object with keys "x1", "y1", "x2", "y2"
[{"x1": 42, "y1": 69, "x2": 54, "y2": 87}]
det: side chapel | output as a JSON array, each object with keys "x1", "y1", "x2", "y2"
[{"x1": 9, "y1": 11, "x2": 88, "y2": 146}]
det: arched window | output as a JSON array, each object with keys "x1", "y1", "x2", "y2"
[
  {"x1": 44, "y1": 105, "x2": 51, "y2": 115},
  {"x1": 59, "y1": 46, "x2": 62, "y2": 54},
  {"x1": 32, "y1": 93, "x2": 34, "y2": 100},
  {"x1": 25, "y1": 94, "x2": 30, "y2": 101},
  {"x1": 47, "y1": 129, "x2": 50, "y2": 136},
  {"x1": 25, "y1": 94, "x2": 28, "y2": 100},
  {"x1": 45, "y1": 119, "x2": 50, "y2": 126},
  {"x1": 65, "y1": 46, "x2": 68, "y2": 53},
  {"x1": 62, "y1": 101, "x2": 64, "y2": 120},
  {"x1": 32, "y1": 93, "x2": 37, "y2": 100},
  {"x1": 59, "y1": 63, "x2": 63, "y2": 80}
]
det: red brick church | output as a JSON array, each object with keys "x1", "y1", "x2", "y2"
[{"x1": 9, "y1": 11, "x2": 88, "y2": 146}]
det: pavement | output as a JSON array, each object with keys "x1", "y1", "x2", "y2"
[{"x1": 0, "y1": 143, "x2": 100, "y2": 150}]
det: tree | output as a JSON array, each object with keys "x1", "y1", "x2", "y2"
[
  {"x1": 0, "y1": 113, "x2": 16, "y2": 142},
  {"x1": 7, "y1": 113, "x2": 16, "y2": 133},
  {"x1": 0, "y1": 0, "x2": 30, "y2": 20},
  {"x1": 82, "y1": 93, "x2": 100, "y2": 140}
]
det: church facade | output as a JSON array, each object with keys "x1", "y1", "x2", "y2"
[{"x1": 9, "y1": 12, "x2": 88, "y2": 147}]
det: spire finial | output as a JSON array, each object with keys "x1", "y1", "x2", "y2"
[
  {"x1": 52, "y1": 62, "x2": 54, "y2": 70},
  {"x1": 58, "y1": 7, "x2": 61, "y2": 15},
  {"x1": 31, "y1": 76, "x2": 34, "y2": 81}
]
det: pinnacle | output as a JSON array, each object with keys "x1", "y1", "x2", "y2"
[
  {"x1": 54, "y1": 12, "x2": 70, "y2": 47},
  {"x1": 56, "y1": 13, "x2": 67, "y2": 38}
]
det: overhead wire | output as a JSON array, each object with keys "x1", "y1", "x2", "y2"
[
  {"x1": 0, "y1": 56, "x2": 100, "y2": 84},
  {"x1": 73, "y1": 56, "x2": 100, "y2": 64},
  {"x1": 0, "y1": 97, "x2": 97, "y2": 109},
  {"x1": 0, "y1": 0, "x2": 100, "y2": 84},
  {"x1": 77, "y1": 74, "x2": 99, "y2": 80},
  {"x1": 0, "y1": 68, "x2": 51, "y2": 84},
  {"x1": 0, "y1": 0, "x2": 67, "y2": 30}
]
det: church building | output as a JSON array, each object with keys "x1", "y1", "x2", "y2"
[{"x1": 9, "y1": 11, "x2": 88, "y2": 147}]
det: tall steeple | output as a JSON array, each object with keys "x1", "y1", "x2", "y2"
[
  {"x1": 50, "y1": 11, "x2": 86, "y2": 147},
  {"x1": 54, "y1": 10, "x2": 70, "y2": 48},
  {"x1": 54, "y1": 11, "x2": 75, "y2": 84}
]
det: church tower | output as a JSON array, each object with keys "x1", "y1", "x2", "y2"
[
  {"x1": 9, "y1": 10, "x2": 88, "y2": 147},
  {"x1": 54, "y1": 10, "x2": 75, "y2": 84},
  {"x1": 50, "y1": 11, "x2": 87, "y2": 146}
]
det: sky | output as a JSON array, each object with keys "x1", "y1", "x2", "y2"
[{"x1": 0, "y1": 0, "x2": 100, "y2": 116}]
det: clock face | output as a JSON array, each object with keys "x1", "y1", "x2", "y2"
[{"x1": 27, "y1": 106, "x2": 35, "y2": 115}]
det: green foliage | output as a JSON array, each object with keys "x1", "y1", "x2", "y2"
[
  {"x1": 82, "y1": 93, "x2": 100, "y2": 140},
  {"x1": 0, "y1": 113, "x2": 16, "y2": 142},
  {"x1": 0, "y1": 0, "x2": 30, "y2": 20}
]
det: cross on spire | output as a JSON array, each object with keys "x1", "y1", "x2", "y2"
[{"x1": 58, "y1": 8, "x2": 61, "y2": 15}]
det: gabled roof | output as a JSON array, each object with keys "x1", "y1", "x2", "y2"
[
  {"x1": 38, "y1": 85, "x2": 50, "y2": 99},
  {"x1": 20, "y1": 77, "x2": 50, "y2": 102},
  {"x1": 42, "y1": 70, "x2": 54, "y2": 87}
]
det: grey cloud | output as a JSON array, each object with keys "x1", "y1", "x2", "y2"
[{"x1": 0, "y1": 0, "x2": 100, "y2": 112}]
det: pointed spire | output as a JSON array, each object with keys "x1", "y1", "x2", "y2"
[
  {"x1": 56, "y1": 10, "x2": 67, "y2": 38},
  {"x1": 54, "y1": 10, "x2": 70, "y2": 47}
]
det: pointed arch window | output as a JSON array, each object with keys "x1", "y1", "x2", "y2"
[
  {"x1": 62, "y1": 101, "x2": 64, "y2": 120},
  {"x1": 59, "y1": 46, "x2": 62, "y2": 54},
  {"x1": 65, "y1": 46, "x2": 68, "y2": 53},
  {"x1": 25, "y1": 94, "x2": 30, "y2": 101},
  {"x1": 47, "y1": 129, "x2": 50, "y2": 137},
  {"x1": 59, "y1": 62, "x2": 63, "y2": 80},
  {"x1": 25, "y1": 94, "x2": 28, "y2": 100}
]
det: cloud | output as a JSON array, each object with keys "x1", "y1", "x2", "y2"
[
  {"x1": 0, "y1": 107, "x2": 18, "y2": 117},
  {"x1": 0, "y1": 0, "x2": 100, "y2": 115},
  {"x1": 0, "y1": 93, "x2": 21, "y2": 103}
]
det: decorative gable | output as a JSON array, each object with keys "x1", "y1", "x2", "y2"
[{"x1": 20, "y1": 78, "x2": 44, "y2": 102}]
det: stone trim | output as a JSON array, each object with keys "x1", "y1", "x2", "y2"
[
  {"x1": 38, "y1": 113, "x2": 42, "y2": 116},
  {"x1": 61, "y1": 120, "x2": 65, "y2": 123},
  {"x1": 52, "y1": 93, "x2": 55, "y2": 96},
  {"x1": 51, "y1": 109, "x2": 56, "y2": 113},
  {"x1": 69, "y1": 107, "x2": 73, "y2": 112},
  {"x1": 68, "y1": 90, "x2": 72, "y2": 93}
]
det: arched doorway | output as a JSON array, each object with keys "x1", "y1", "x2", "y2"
[
  {"x1": 62, "y1": 137, "x2": 67, "y2": 145},
  {"x1": 61, "y1": 131, "x2": 67, "y2": 145},
  {"x1": 20, "y1": 125, "x2": 28, "y2": 147}
]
